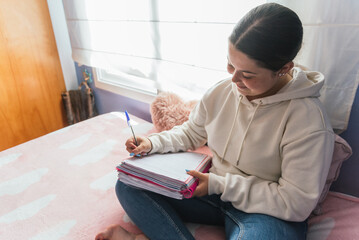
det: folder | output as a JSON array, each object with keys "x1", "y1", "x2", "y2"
[{"x1": 117, "y1": 152, "x2": 212, "y2": 199}]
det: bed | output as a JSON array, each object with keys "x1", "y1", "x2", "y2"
[{"x1": 1, "y1": 112, "x2": 358, "y2": 239}]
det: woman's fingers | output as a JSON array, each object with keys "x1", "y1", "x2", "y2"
[
  {"x1": 186, "y1": 170, "x2": 205, "y2": 179},
  {"x1": 125, "y1": 136, "x2": 151, "y2": 156},
  {"x1": 186, "y1": 170, "x2": 209, "y2": 197}
]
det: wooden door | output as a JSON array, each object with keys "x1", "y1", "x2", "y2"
[{"x1": 0, "y1": 0, "x2": 67, "y2": 151}]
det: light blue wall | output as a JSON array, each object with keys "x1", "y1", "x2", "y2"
[{"x1": 74, "y1": 64, "x2": 152, "y2": 123}]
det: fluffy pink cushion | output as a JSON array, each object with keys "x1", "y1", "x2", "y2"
[
  {"x1": 150, "y1": 92, "x2": 353, "y2": 215},
  {"x1": 150, "y1": 92, "x2": 198, "y2": 132}
]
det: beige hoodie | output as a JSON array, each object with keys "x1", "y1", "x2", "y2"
[{"x1": 148, "y1": 67, "x2": 335, "y2": 221}]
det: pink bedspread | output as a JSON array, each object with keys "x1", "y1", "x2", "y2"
[{"x1": 0, "y1": 112, "x2": 358, "y2": 239}]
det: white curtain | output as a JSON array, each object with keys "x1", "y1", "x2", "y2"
[
  {"x1": 62, "y1": 0, "x2": 264, "y2": 100},
  {"x1": 271, "y1": 0, "x2": 359, "y2": 133},
  {"x1": 63, "y1": 0, "x2": 358, "y2": 132}
]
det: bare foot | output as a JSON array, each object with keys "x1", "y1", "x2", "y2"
[{"x1": 95, "y1": 224, "x2": 148, "y2": 240}]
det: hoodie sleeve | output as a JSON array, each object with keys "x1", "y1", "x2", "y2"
[
  {"x1": 209, "y1": 130, "x2": 335, "y2": 221},
  {"x1": 148, "y1": 99, "x2": 208, "y2": 154}
]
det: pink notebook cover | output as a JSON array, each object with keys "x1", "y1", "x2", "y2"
[{"x1": 117, "y1": 158, "x2": 212, "y2": 198}]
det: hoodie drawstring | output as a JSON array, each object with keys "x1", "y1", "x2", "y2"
[
  {"x1": 221, "y1": 96, "x2": 242, "y2": 163},
  {"x1": 236, "y1": 100, "x2": 262, "y2": 165}
]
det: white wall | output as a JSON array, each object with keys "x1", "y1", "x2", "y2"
[{"x1": 47, "y1": 0, "x2": 77, "y2": 90}]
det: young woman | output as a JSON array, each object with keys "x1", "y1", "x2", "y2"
[{"x1": 96, "y1": 3, "x2": 334, "y2": 240}]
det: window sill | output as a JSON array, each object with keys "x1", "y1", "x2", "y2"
[{"x1": 93, "y1": 69, "x2": 157, "y2": 104}]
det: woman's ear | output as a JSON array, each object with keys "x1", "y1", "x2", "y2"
[{"x1": 281, "y1": 61, "x2": 294, "y2": 74}]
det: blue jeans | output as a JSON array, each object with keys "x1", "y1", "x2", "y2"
[{"x1": 116, "y1": 181, "x2": 307, "y2": 240}]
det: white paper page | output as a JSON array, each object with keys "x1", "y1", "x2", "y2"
[{"x1": 123, "y1": 152, "x2": 208, "y2": 182}]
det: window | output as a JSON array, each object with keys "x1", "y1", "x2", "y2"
[{"x1": 63, "y1": 0, "x2": 266, "y2": 103}]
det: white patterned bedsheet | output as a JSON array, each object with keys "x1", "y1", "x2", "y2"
[{"x1": 1, "y1": 112, "x2": 358, "y2": 240}]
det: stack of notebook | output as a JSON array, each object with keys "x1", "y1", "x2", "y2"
[{"x1": 117, "y1": 152, "x2": 212, "y2": 199}]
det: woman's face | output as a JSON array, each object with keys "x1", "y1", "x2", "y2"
[{"x1": 227, "y1": 43, "x2": 287, "y2": 101}]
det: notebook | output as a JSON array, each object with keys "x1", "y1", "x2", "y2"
[{"x1": 116, "y1": 152, "x2": 212, "y2": 199}]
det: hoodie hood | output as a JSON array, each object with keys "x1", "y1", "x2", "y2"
[{"x1": 231, "y1": 67, "x2": 325, "y2": 106}]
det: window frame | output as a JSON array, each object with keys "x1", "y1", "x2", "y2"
[{"x1": 94, "y1": 68, "x2": 157, "y2": 104}]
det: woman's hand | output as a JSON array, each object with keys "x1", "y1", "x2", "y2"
[
  {"x1": 125, "y1": 136, "x2": 152, "y2": 156},
  {"x1": 186, "y1": 170, "x2": 209, "y2": 197}
]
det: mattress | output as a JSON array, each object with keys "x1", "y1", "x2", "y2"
[{"x1": 1, "y1": 112, "x2": 358, "y2": 239}]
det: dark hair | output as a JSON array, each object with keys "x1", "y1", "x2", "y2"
[{"x1": 229, "y1": 3, "x2": 303, "y2": 71}]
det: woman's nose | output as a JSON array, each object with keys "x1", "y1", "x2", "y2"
[{"x1": 231, "y1": 70, "x2": 241, "y2": 82}]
